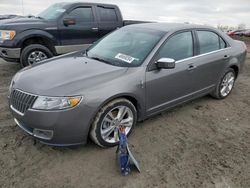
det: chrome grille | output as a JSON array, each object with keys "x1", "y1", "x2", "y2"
[{"x1": 10, "y1": 89, "x2": 37, "y2": 114}]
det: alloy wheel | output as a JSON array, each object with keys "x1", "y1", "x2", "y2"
[
  {"x1": 100, "y1": 106, "x2": 134, "y2": 144},
  {"x1": 220, "y1": 72, "x2": 235, "y2": 97},
  {"x1": 27, "y1": 51, "x2": 48, "y2": 65}
]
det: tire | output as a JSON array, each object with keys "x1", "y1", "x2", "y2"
[
  {"x1": 90, "y1": 98, "x2": 137, "y2": 148},
  {"x1": 211, "y1": 68, "x2": 236, "y2": 99},
  {"x1": 20, "y1": 44, "x2": 53, "y2": 67}
]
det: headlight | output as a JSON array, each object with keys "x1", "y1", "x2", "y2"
[
  {"x1": 0, "y1": 30, "x2": 16, "y2": 41},
  {"x1": 32, "y1": 96, "x2": 82, "y2": 110}
]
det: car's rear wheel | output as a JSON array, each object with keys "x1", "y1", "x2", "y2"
[
  {"x1": 90, "y1": 98, "x2": 137, "y2": 147},
  {"x1": 211, "y1": 68, "x2": 236, "y2": 99},
  {"x1": 20, "y1": 44, "x2": 53, "y2": 67}
]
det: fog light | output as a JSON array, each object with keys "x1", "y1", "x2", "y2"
[{"x1": 33, "y1": 128, "x2": 53, "y2": 140}]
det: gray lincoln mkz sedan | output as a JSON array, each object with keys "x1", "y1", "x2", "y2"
[{"x1": 9, "y1": 23, "x2": 247, "y2": 147}]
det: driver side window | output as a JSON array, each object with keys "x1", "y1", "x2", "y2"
[
  {"x1": 158, "y1": 31, "x2": 194, "y2": 61},
  {"x1": 68, "y1": 7, "x2": 94, "y2": 23}
]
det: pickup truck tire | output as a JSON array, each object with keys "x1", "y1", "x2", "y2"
[
  {"x1": 20, "y1": 44, "x2": 53, "y2": 67},
  {"x1": 90, "y1": 98, "x2": 137, "y2": 148}
]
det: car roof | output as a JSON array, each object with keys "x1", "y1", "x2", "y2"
[
  {"x1": 126, "y1": 22, "x2": 216, "y2": 33},
  {"x1": 60, "y1": 2, "x2": 118, "y2": 8}
]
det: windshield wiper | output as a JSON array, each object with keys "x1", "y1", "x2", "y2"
[
  {"x1": 36, "y1": 16, "x2": 44, "y2": 19},
  {"x1": 84, "y1": 49, "x2": 88, "y2": 57},
  {"x1": 89, "y1": 56, "x2": 111, "y2": 65}
]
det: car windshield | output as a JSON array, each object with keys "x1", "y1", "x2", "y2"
[
  {"x1": 87, "y1": 28, "x2": 165, "y2": 67},
  {"x1": 38, "y1": 3, "x2": 67, "y2": 20}
]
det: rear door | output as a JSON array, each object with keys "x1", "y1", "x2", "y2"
[
  {"x1": 192, "y1": 30, "x2": 231, "y2": 89},
  {"x1": 95, "y1": 6, "x2": 123, "y2": 38},
  {"x1": 59, "y1": 6, "x2": 99, "y2": 46}
]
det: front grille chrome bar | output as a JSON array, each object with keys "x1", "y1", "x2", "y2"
[{"x1": 10, "y1": 89, "x2": 37, "y2": 115}]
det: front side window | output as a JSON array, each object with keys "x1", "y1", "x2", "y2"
[
  {"x1": 98, "y1": 7, "x2": 118, "y2": 21},
  {"x1": 158, "y1": 32, "x2": 193, "y2": 61},
  {"x1": 197, "y1": 31, "x2": 226, "y2": 54},
  {"x1": 87, "y1": 28, "x2": 164, "y2": 67},
  {"x1": 68, "y1": 7, "x2": 94, "y2": 22}
]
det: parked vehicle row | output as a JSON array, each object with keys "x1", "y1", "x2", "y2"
[
  {"x1": 227, "y1": 29, "x2": 250, "y2": 37},
  {"x1": 8, "y1": 23, "x2": 247, "y2": 147},
  {"x1": 244, "y1": 30, "x2": 250, "y2": 37},
  {"x1": 0, "y1": 2, "x2": 149, "y2": 67}
]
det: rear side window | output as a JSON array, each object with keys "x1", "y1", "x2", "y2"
[
  {"x1": 158, "y1": 32, "x2": 193, "y2": 61},
  {"x1": 68, "y1": 7, "x2": 94, "y2": 22},
  {"x1": 197, "y1": 31, "x2": 226, "y2": 54},
  {"x1": 219, "y1": 37, "x2": 227, "y2": 49},
  {"x1": 98, "y1": 7, "x2": 118, "y2": 21}
]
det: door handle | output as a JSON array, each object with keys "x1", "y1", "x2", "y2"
[
  {"x1": 187, "y1": 64, "x2": 197, "y2": 71},
  {"x1": 92, "y1": 27, "x2": 99, "y2": 32},
  {"x1": 223, "y1": 55, "x2": 230, "y2": 60}
]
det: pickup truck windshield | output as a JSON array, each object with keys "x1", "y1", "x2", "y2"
[
  {"x1": 38, "y1": 3, "x2": 67, "y2": 20},
  {"x1": 87, "y1": 28, "x2": 165, "y2": 67}
]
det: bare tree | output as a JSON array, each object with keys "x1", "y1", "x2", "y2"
[
  {"x1": 238, "y1": 23, "x2": 246, "y2": 30},
  {"x1": 217, "y1": 24, "x2": 232, "y2": 32}
]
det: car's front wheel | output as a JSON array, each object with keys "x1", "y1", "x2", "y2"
[
  {"x1": 90, "y1": 98, "x2": 137, "y2": 147},
  {"x1": 211, "y1": 68, "x2": 236, "y2": 99}
]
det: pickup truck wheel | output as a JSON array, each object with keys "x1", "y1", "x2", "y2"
[
  {"x1": 90, "y1": 98, "x2": 137, "y2": 148},
  {"x1": 211, "y1": 68, "x2": 236, "y2": 99},
  {"x1": 20, "y1": 44, "x2": 53, "y2": 67}
]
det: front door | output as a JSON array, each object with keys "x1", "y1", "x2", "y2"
[
  {"x1": 145, "y1": 31, "x2": 198, "y2": 116},
  {"x1": 59, "y1": 6, "x2": 99, "y2": 48}
]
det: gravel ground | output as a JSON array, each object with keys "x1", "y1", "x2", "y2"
[{"x1": 0, "y1": 40, "x2": 249, "y2": 188}]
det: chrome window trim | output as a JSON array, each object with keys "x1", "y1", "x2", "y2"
[{"x1": 176, "y1": 47, "x2": 232, "y2": 64}]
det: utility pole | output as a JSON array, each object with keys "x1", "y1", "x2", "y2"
[{"x1": 21, "y1": 0, "x2": 24, "y2": 15}]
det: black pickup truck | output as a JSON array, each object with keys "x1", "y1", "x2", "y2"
[{"x1": 0, "y1": 2, "x2": 147, "y2": 67}]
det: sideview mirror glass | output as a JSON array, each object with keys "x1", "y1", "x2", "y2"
[
  {"x1": 156, "y1": 58, "x2": 176, "y2": 69},
  {"x1": 63, "y1": 18, "x2": 76, "y2": 26}
]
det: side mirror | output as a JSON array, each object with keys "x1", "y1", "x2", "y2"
[
  {"x1": 63, "y1": 17, "x2": 76, "y2": 26},
  {"x1": 156, "y1": 58, "x2": 176, "y2": 69}
]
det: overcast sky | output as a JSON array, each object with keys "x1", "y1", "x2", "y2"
[{"x1": 0, "y1": 0, "x2": 249, "y2": 28}]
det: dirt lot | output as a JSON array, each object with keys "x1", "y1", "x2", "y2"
[{"x1": 0, "y1": 40, "x2": 250, "y2": 188}]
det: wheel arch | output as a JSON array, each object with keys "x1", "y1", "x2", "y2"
[
  {"x1": 97, "y1": 93, "x2": 144, "y2": 121},
  {"x1": 17, "y1": 30, "x2": 58, "y2": 55},
  {"x1": 87, "y1": 93, "x2": 145, "y2": 136},
  {"x1": 229, "y1": 64, "x2": 239, "y2": 78}
]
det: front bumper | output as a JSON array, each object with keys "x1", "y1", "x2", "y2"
[
  {"x1": 9, "y1": 101, "x2": 96, "y2": 146},
  {"x1": 0, "y1": 47, "x2": 20, "y2": 61}
]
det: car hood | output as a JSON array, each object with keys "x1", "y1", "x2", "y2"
[
  {"x1": 12, "y1": 53, "x2": 128, "y2": 96},
  {"x1": 0, "y1": 17, "x2": 48, "y2": 30}
]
